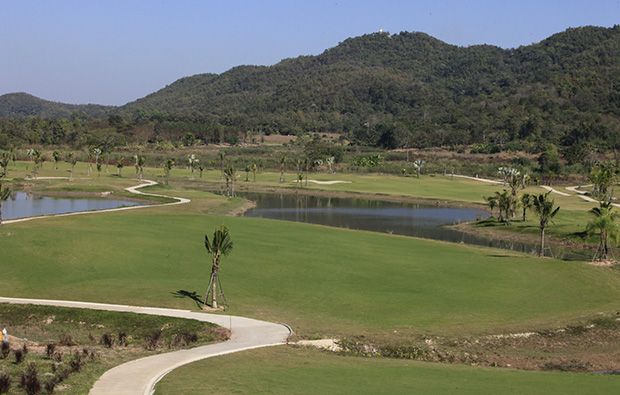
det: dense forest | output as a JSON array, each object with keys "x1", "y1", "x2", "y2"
[{"x1": 1, "y1": 25, "x2": 620, "y2": 163}]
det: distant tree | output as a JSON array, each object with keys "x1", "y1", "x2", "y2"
[
  {"x1": 315, "y1": 159, "x2": 323, "y2": 173},
  {"x1": 203, "y1": 225, "x2": 234, "y2": 309},
  {"x1": 224, "y1": 165, "x2": 237, "y2": 196},
  {"x1": 219, "y1": 151, "x2": 226, "y2": 181},
  {"x1": 279, "y1": 155, "x2": 287, "y2": 183},
  {"x1": 413, "y1": 160, "x2": 425, "y2": 178},
  {"x1": 68, "y1": 153, "x2": 77, "y2": 181},
  {"x1": 252, "y1": 163, "x2": 258, "y2": 182},
  {"x1": 32, "y1": 150, "x2": 45, "y2": 179},
  {"x1": 52, "y1": 150, "x2": 61, "y2": 170},
  {"x1": 187, "y1": 154, "x2": 199, "y2": 179},
  {"x1": 198, "y1": 165, "x2": 204, "y2": 178},
  {"x1": 586, "y1": 201, "x2": 620, "y2": 261},
  {"x1": 116, "y1": 157, "x2": 125, "y2": 177},
  {"x1": 164, "y1": 159, "x2": 174, "y2": 185},
  {"x1": 520, "y1": 193, "x2": 534, "y2": 221},
  {"x1": 134, "y1": 155, "x2": 145, "y2": 180},
  {"x1": 244, "y1": 165, "x2": 250, "y2": 182},
  {"x1": 326, "y1": 156, "x2": 335, "y2": 174},
  {"x1": 0, "y1": 181, "x2": 10, "y2": 226},
  {"x1": 96, "y1": 163, "x2": 102, "y2": 178},
  {"x1": 0, "y1": 152, "x2": 10, "y2": 177},
  {"x1": 532, "y1": 191, "x2": 561, "y2": 257}
]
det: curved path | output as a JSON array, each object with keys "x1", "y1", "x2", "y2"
[
  {"x1": 0, "y1": 297, "x2": 290, "y2": 395},
  {"x1": 2, "y1": 180, "x2": 290, "y2": 393}
]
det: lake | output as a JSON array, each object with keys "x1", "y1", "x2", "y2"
[
  {"x1": 241, "y1": 192, "x2": 587, "y2": 259},
  {"x1": 2, "y1": 191, "x2": 146, "y2": 221}
]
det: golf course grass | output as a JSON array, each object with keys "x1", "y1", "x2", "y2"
[
  {"x1": 155, "y1": 347, "x2": 620, "y2": 395},
  {"x1": 2, "y1": 162, "x2": 620, "y2": 392}
]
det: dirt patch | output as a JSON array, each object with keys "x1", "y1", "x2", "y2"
[{"x1": 586, "y1": 259, "x2": 617, "y2": 267}]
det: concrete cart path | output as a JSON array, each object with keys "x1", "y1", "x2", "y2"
[{"x1": 0, "y1": 297, "x2": 290, "y2": 395}]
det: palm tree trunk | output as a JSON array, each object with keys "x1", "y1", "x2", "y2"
[{"x1": 539, "y1": 227, "x2": 545, "y2": 257}]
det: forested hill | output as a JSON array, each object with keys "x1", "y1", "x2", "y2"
[
  {"x1": 118, "y1": 25, "x2": 620, "y2": 146},
  {"x1": 0, "y1": 93, "x2": 114, "y2": 119},
  {"x1": 2, "y1": 25, "x2": 620, "y2": 152}
]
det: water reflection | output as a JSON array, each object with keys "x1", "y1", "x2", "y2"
[
  {"x1": 2, "y1": 191, "x2": 145, "y2": 220},
  {"x1": 241, "y1": 192, "x2": 588, "y2": 260}
]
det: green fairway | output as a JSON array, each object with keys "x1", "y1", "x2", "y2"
[
  {"x1": 1, "y1": 185, "x2": 619, "y2": 339},
  {"x1": 155, "y1": 347, "x2": 620, "y2": 395}
]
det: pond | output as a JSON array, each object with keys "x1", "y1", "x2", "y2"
[
  {"x1": 241, "y1": 192, "x2": 588, "y2": 259},
  {"x1": 2, "y1": 191, "x2": 146, "y2": 221}
]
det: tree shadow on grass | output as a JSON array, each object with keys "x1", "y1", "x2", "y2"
[{"x1": 171, "y1": 290, "x2": 203, "y2": 309}]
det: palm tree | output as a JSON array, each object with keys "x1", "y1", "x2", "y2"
[
  {"x1": 188, "y1": 154, "x2": 199, "y2": 179},
  {"x1": 532, "y1": 191, "x2": 561, "y2": 257},
  {"x1": 252, "y1": 163, "x2": 258, "y2": 182},
  {"x1": 586, "y1": 201, "x2": 620, "y2": 261},
  {"x1": 0, "y1": 182, "x2": 10, "y2": 226},
  {"x1": 116, "y1": 157, "x2": 124, "y2": 177},
  {"x1": 326, "y1": 156, "x2": 335, "y2": 174},
  {"x1": 224, "y1": 165, "x2": 237, "y2": 196},
  {"x1": 279, "y1": 155, "x2": 287, "y2": 183},
  {"x1": 204, "y1": 225, "x2": 234, "y2": 309},
  {"x1": 134, "y1": 155, "x2": 145, "y2": 180},
  {"x1": 484, "y1": 195, "x2": 498, "y2": 220},
  {"x1": 68, "y1": 153, "x2": 76, "y2": 181},
  {"x1": 413, "y1": 160, "x2": 425, "y2": 178},
  {"x1": 32, "y1": 150, "x2": 45, "y2": 179},
  {"x1": 219, "y1": 151, "x2": 226, "y2": 181},
  {"x1": 520, "y1": 193, "x2": 534, "y2": 221},
  {"x1": 0, "y1": 152, "x2": 10, "y2": 177},
  {"x1": 164, "y1": 159, "x2": 174, "y2": 185},
  {"x1": 244, "y1": 165, "x2": 251, "y2": 182},
  {"x1": 52, "y1": 150, "x2": 61, "y2": 170}
]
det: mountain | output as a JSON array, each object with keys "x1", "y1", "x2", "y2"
[
  {"x1": 2, "y1": 26, "x2": 620, "y2": 152},
  {"x1": 0, "y1": 92, "x2": 115, "y2": 119}
]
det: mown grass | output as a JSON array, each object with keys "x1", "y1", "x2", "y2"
[
  {"x1": 2, "y1": 194, "x2": 619, "y2": 339},
  {"x1": 155, "y1": 347, "x2": 620, "y2": 395}
]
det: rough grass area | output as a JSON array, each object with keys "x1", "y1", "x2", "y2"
[
  {"x1": 0, "y1": 304, "x2": 227, "y2": 395},
  {"x1": 154, "y1": 346, "x2": 620, "y2": 395}
]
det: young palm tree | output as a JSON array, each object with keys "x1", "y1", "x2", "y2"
[
  {"x1": 520, "y1": 193, "x2": 534, "y2": 221},
  {"x1": 219, "y1": 151, "x2": 226, "y2": 181},
  {"x1": 68, "y1": 153, "x2": 76, "y2": 181},
  {"x1": 52, "y1": 150, "x2": 61, "y2": 170},
  {"x1": 224, "y1": 165, "x2": 237, "y2": 196},
  {"x1": 279, "y1": 155, "x2": 287, "y2": 182},
  {"x1": 187, "y1": 154, "x2": 199, "y2": 179},
  {"x1": 0, "y1": 182, "x2": 11, "y2": 226},
  {"x1": 252, "y1": 163, "x2": 258, "y2": 182},
  {"x1": 204, "y1": 225, "x2": 234, "y2": 309},
  {"x1": 326, "y1": 156, "x2": 335, "y2": 174},
  {"x1": 116, "y1": 157, "x2": 125, "y2": 177},
  {"x1": 32, "y1": 150, "x2": 45, "y2": 179},
  {"x1": 532, "y1": 191, "x2": 561, "y2": 257},
  {"x1": 244, "y1": 165, "x2": 251, "y2": 182},
  {"x1": 586, "y1": 201, "x2": 620, "y2": 261},
  {"x1": 0, "y1": 152, "x2": 10, "y2": 177},
  {"x1": 164, "y1": 159, "x2": 174, "y2": 185},
  {"x1": 413, "y1": 160, "x2": 425, "y2": 178}
]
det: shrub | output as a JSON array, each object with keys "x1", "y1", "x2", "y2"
[
  {"x1": 118, "y1": 331, "x2": 127, "y2": 347},
  {"x1": 0, "y1": 342, "x2": 9, "y2": 359},
  {"x1": 100, "y1": 333, "x2": 114, "y2": 348},
  {"x1": 59, "y1": 334, "x2": 73, "y2": 347},
  {"x1": 144, "y1": 331, "x2": 162, "y2": 350},
  {"x1": 14, "y1": 349, "x2": 24, "y2": 364},
  {"x1": 21, "y1": 362, "x2": 40, "y2": 395},
  {"x1": 0, "y1": 369, "x2": 11, "y2": 394},
  {"x1": 45, "y1": 344, "x2": 56, "y2": 359}
]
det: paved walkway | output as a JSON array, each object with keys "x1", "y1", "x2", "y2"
[{"x1": 0, "y1": 297, "x2": 290, "y2": 395}]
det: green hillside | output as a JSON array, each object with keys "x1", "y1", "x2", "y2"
[{"x1": 0, "y1": 92, "x2": 114, "y2": 119}]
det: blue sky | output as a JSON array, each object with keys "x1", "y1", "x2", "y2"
[{"x1": 1, "y1": 0, "x2": 619, "y2": 106}]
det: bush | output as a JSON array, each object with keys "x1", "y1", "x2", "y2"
[
  {"x1": 45, "y1": 343, "x2": 56, "y2": 359},
  {"x1": 14, "y1": 349, "x2": 24, "y2": 364},
  {"x1": 100, "y1": 333, "x2": 115, "y2": 348},
  {"x1": 0, "y1": 369, "x2": 11, "y2": 394},
  {"x1": 144, "y1": 331, "x2": 162, "y2": 350},
  {"x1": 59, "y1": 334, "x2": 74, "y2": 347},
  {"x1": 21, "y1": 363, "x2": 40, "y2": 395},
  {"x1": 0, "y1": 342, "x2": 9, "y2": 359}
]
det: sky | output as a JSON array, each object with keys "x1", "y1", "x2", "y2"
[{"x1": 1, "y1": 0, "x2": 619, "y2": 106}]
